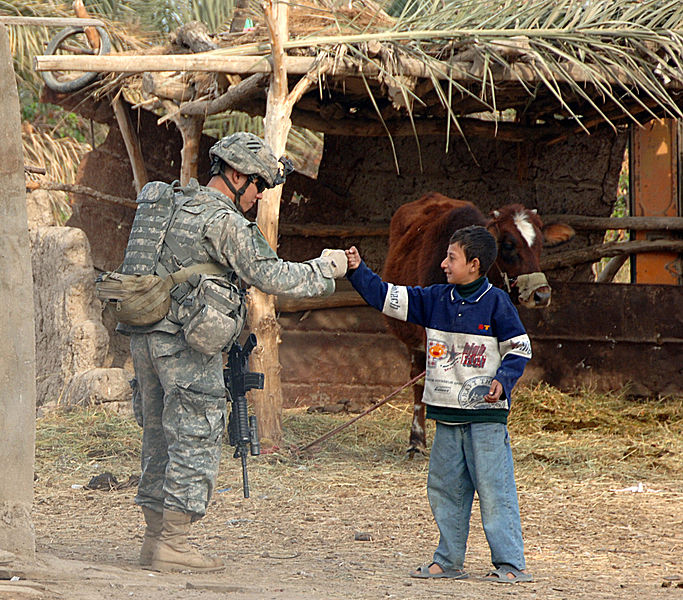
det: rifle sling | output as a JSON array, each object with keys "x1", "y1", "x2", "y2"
[{"x1": 167, "y1": 262, "x2": 226, "y2": 287}]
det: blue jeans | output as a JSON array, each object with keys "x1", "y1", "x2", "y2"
[{"x1": 427, "y1": 421, "x2": 525, "y2": 571}]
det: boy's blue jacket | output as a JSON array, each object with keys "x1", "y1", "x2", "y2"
[{"x1": 347, "y1": 261, "x2": 531, "y2": 412}]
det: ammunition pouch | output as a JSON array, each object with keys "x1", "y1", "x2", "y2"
[{"x1": 178, "y1": 275, "x2": 246, "y2": 356}]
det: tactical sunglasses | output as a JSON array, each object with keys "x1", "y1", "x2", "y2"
[{"x1": 248, "y1": 174, "x2": 268, "y2": 193}]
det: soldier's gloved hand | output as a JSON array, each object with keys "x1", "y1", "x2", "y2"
[{"x1": 320, "y1": 249, "x2": 348, "y2": 278}]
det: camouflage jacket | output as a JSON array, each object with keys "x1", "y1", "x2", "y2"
[{"x1": 118, "y1": 179, "x2": 335, "y2": 335}]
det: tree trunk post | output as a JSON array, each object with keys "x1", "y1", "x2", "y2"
[
  {"x1": 246, "y1": 0, "x2": 292, "y2": 449},
  {"x1": 177, "y1": 115, "x2": 204, "y2": 186},
  {"x1": 160, "y1": 100, "x2": 204, "y2": 186},
  {"x1": 0, "y1": 24, "x2": 37, "y2": 560},
  {"x1": 112, "y1": 95, "x2": 148, "y2": 194}
]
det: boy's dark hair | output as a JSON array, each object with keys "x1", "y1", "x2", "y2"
[{"x1": 449, "y1": 225, "x2": 498, "y2": 275}]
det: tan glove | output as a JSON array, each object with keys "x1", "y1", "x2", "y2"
[{"x1": 320, "y1": 249, "x2": 348, "y2": 278}]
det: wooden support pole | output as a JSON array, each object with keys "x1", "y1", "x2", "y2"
[
  {"x1": 246, "y1": 0, "x2": 322, "y2": 449},
  {"x1": 541, "y1": 239, "x2": 683, "y2": 270},
  {"x1": 542, "y1": 214, "x2": 683, "y2": 231},
  {"x1": 111, "y1": 95, "x2": 148, "y2": 194},
  {"x1": 0, "y1": 22, "x2": 37, "y2": 560},
  {"x1": 160, "y1": 100, "x2": 204, "y2": 185},
  {"x1": 246, "y1": 0, "x2": 291, "y2": 449},
  {"x1": 0, "y1": 16, "x2": 104, "y2": 27}
]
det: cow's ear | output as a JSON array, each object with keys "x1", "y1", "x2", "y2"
[{"x1": 543, "y1": 222, "x2": 575, "y2": 247}]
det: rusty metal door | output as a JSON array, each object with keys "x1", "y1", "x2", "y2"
[{"x1": 630, "y1": 118, "x2": 683, "y2": 284}]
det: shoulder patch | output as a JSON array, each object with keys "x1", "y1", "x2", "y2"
[{"x1": 247, "y1": 222, "x2": 277, "y2": 259}]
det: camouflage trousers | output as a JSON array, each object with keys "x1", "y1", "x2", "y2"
[{"x1": 130, "y1": 331, "x2": 227, "y2": 518}]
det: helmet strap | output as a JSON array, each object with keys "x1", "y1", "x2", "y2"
[{"x1": 220, "y1": 171, "x2": 251, "y2": 214}]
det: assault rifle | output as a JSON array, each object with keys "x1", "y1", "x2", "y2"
[{"x1": 224, "y1": 333, "x2": 263, "y2": 498}]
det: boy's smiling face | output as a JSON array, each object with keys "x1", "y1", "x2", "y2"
[{"x1": 441, "y1": 242, "x2": 481, "y2": 285}]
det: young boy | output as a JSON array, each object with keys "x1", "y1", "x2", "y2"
[{"x1": 345, "y1": 225, "x2": 533, "y2": 584}]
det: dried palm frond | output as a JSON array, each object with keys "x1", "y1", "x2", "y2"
[
  {"x1": 209, "y1": 0, "x2": 683, "y2": 132},
  {"x1": 22, "y1": 122, "x2": 92, "y2": 223},
  {"x1": 2, "y1": 0, "x2": 154, "y2": 97}
]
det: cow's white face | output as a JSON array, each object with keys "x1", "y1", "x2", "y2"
[{"x1": 490, "y1": 206, "x2": 559, "y2": 308}]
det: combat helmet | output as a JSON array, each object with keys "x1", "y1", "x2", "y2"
[{"x1": 209, "y1": 132, "x2": 292, "y2": 188}]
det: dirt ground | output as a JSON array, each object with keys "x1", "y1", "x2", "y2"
[{"x1": 5, "y1": 400, "x2": 683, "y2": 600}]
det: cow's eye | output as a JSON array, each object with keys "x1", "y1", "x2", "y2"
[{"x1": 501, "y1": 241, "x2": 515, "y2": 253}]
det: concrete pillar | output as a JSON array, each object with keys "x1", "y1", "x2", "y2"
[{"x1": 0, "y1": 24, "x2": 37, "y2": 559}]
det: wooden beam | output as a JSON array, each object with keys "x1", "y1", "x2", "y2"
[
  {"x1": 25, "y1": 180, "x2": 137, "y2": 209},
  {"x1": 35, "y1": 52, "x2": 676, "y2": 88},
  {"x1": 595, "y1": 254, "x2": 629, "y2": 283},
  {"x1": 111, "y1": 95, "x2": 148, "y2": 194},
  {"x1": 141, "y1": 72, "x2": 194, "y2": 103},
  {"x1": 289, "y1": 109, "x2": 563, "y2": 140},
  {"x1": 276, "y1": 290, "x2": 365, "y2": 312},
  {"x1": 179, "y1": 73, "x2": 269, "y2": 116},
  {"x1": 278, "y1": 216, "x2": 683, "y2": 240},
  {"x1": 540, "y1": 239, "x2": 683, "y2": 270},
  {"x1": 279, "y1": 223, "x2": 389, "y2": 237},
  {"x1": 543, "y1": 214, "x2": 683, "y2": 231},
  {"x1": 0, "y1": 16, "x2": 104, "y2": 27},
  {"x1": 34, "y1": 54, "x2": 312, "y2": 75}
]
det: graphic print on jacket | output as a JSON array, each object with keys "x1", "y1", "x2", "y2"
[{"x1": 423, "y1": 328, "x2": 531, "y2": 410}]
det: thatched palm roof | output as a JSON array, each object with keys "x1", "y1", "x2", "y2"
[{"x1": 42, "y1": 0, "x2": 683, "y2": 145}]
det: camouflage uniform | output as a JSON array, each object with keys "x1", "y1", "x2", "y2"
[{"x1": 122, "y1": 179, "x2": 335, "y2": 517}]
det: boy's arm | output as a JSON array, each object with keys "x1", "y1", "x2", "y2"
[
  {"x1": 346, "y1": 257, "x2": 431, "y2": 324},
  {"x1": 492, "y1": 294, "x2": 533, "y2": 401}
]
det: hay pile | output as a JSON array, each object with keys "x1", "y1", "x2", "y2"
[
  {"x1": 30, "y1": 385, "x2": 683, "y2": 600},
  {"x1": 35, "y1": 384, "x2": 683, "y2": 492}
]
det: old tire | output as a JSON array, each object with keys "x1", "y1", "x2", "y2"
[{"x1": 40, "y1": 26, "x2": 111, "y2": 93}]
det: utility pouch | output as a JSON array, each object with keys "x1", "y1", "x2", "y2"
[
  {"x1": 95, "y1": 271, "x2": 172, "y2": 326},
  {"x1": 180, "y1": 276, "x2": 246, "y2": 355}
]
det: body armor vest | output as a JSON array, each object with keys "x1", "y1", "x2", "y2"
[
  {"x1": 118, "y1": 180, "x2": 241, "y2": 335},
  {"x1": 121, "y1": 180, "x2": 237, "y2": 281},
  {"x1": 120, "y1": 181, "x2": 177, "y2": 276}
]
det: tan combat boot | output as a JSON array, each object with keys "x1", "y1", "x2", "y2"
[
  {"x1": 151, "y1": 509, "x2": 224, "y2": 573},
  {"x1": 139, "y1": 507, "x2": 163, "y2": 566}
]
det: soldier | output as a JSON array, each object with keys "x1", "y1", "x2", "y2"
[{"x1": 116, "y1": 133, "x2": 347, "y2": 573}]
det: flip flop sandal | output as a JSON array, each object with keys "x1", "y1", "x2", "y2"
[
  {"x1": 410, "y1": 563, "x2": 469, "y2": 579},
  {"x1": 484, "y1": 565, "x2": 533, "y2": 584}
]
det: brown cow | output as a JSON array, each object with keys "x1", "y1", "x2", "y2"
[{"x1": 382, "y1": 192, "x2": 575, "y2": 454}]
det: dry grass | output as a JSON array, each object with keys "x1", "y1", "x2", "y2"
[
  {"x1": 35, "y1": 384, "x2": 683, "y2": 494},
  {"x1": 30, "y1": 385, "x2": 683, "y2": 600},
  {"x1": 22, "y1": 124, "x2": 93, "y2": 224}
]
